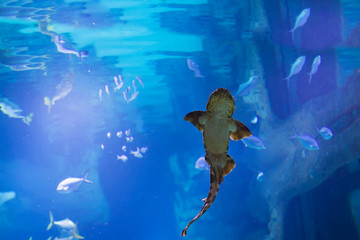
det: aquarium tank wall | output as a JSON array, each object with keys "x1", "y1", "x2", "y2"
[{"x1": 0, "y1": 0, "x2": 359, "y2": 239}]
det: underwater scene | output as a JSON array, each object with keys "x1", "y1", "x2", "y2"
[{"x1": 0, "y1": 0, "x2": 360, "y2": 239}]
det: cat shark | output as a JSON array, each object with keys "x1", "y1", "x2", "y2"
[{"x1": 181, "y1": 88, "x2": 252, "y2": 236}]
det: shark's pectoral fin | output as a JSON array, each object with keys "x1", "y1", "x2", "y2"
[
  {"x1": 230, "y1": 119, "x2": 252, "y2": 141},
  {"x1": 184, "y1": 111, "x2": 208, "y2": 132}
]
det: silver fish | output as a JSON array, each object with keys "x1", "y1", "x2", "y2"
[
  {"x1": 0, "y1": 98, "x2": 33, "y2": 125},
  {"x1": 53, "y1": 35, "x2": 88, "y2": 60},
  {"x1": 126, "y1": 80, "x2": 139, "y2": 103},
  {"x1": 195, "y1": 156, "x2": 209, "y2": 170},
  {"x1": 136, "y1": 75, "x2": 144, "y2": 88},
  {"x1": 182, "y1": 88, "x2": 251, "y2": 236},
  {"x1": 291, "y1": 130, "x2": 319, "y2": 150},
  {"x1": 308, "y1": 55, "x2": 321, "y2": 84},
  {"x1": 114, "y1": 75, "x2": 124, "y2": 91},
  {"x1": 289, "y1": 8, "x2": 311, "y2": 40},
  {"x1": 47, "y1": 211, "x2": 84, "y2": 239},
  {"x1": 116, "y1": 131, "x2": 122, "y2": 138},
  {"x1": 122, "y1": 86, "x2": 131, "y2": 102},
  {"x1": 125, "y1": 129, "x2": 131, "y2": 136},
  {"x1": 56, "y1": 170, "x2": 93, "y2": 193},
  {"x1": 256, "y1": 171, "x2": 264, "y2": 182},
  {"x1": 251, "y1": 115, "x2": 258, "y2": 124},
  {"x1": 187, "y1": 58, "x2": 204, "y2": 78},
  {"x1": 105, "y1": 85, "x2": 110, "y2": 97},
  {"x1": 99, "y1": 89, "x2": 102, "y2": 102},
  {"x1": 318, "y1": 126, "x2": 333, "y2": 140},
  {"x1": 241, "y1": 135, "x2": 267, "y2": 149},
  {"x1": 130, "y1": 147, "x2": 143, "y2": 158},
  {"x1": 284, "y1": 56, "x2": 306, "y2": 88},
  {"x1": 116, "y1": 155, "x2": 128, "y2": 162},
  {"x1": 140, "y1": 147, "x2": 148, "y2": 153},
  {"x1": 235, "y1": 75, "x2": 258, "y2": 96}
]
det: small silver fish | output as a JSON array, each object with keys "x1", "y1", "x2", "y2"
[
  {"x1": 53, "y1": 35, "x2": 88, "y2": 60},
  {"x1": 122, "y1": 90, "x2": 129, "y2": 102},
  {"x1": 291, "y1": 130, "x2": 319, "y2": 150},
  {"x1": 235, "y1": 75, "x2": 258, "y2": 96},
  {"x1": 122, "y1": 145, "x2": 127, "y2": 152},
  {"x1": 284, "y1": 56, "x2": 306, "y2": 88},
  {"x1": 130, "y1": 147, "x2": 143, "y2": 158},
  {"x1": 122, "y1": 86, "x2": 131, "y2": 102},
  {"x1": 318, "y1": 126, "x2": 333, "y2": 140},
  {"x1": 56, "y1": 171, "x2": 93, "y2": 193},
  {"x1": 127, "y1": 80, "x2": 139, "y2": 103},
  {"x1": 136, "y1": 75, "x2": 144, "y2": 88},
  {"x1": 47, "y1": 211, "x2": 84, "y2": 239},
  {"x1": 256, "y1": 171, "x2": 264, "y2": 182},
  {"x1": 195, "y1": 157, "x2": 209, "y2": 170},
  {"x1": 308, "y1": 55, "x2": 321, "y2": 84},
  {"x1": 105, "y1": 85, "x2": 110, "y2": 97},
  {"x1": 100, "y1": 144, "x2": 104, "y2": 150},
  {"x1": 114, "y1": 75, "x2": 124, "y2": 91},
  {"x1": 116, "y1": 131, "x2": 122, "y2": 138},
  {"x1": 187, "y1": 58, "x2": 204, "y2": 78},
  {"x1": 116, "y1": 155, "x2": 128, "y2": 162},
  {"x1": 289, "y1": 8, "x2": 311, "y2": 40},
  {"x1": 99, "y1": 89, "x2": 102, "y2": 102},
  {"x1": 140, "y1": 147, "x2": 148, "y2": 153},
  {"x1": 125, "y1": 129, "x2": 131, "y2": 136},
  {"x1": 251, "y1": 115, "x2": 258, "y2": 124},
  {"x1": 241, "y1": 135, "x2": 267, "y2": 149},
  {"x1": 0, "y1": 98, "x2": 33, "y2": 125},
  {"x1": 126, "y1": 136, "x2": 134, "y2": 143}
]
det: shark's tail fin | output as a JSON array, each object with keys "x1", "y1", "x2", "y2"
[
  {"x1": 22, "y1": 112, "x2": 33, "y2": 125},
  {"x1": 83, "y1": 170, "x2": 93, "y2": 184},
  {"x1": 181, "y1": 153, "x2": 234, "y2": 237},
  {"x1": 47, "y1": 211, "x2": 54, "y2": 231}
]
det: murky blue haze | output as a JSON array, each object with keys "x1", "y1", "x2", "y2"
[{"x1": 0, "y1": 0, "x2": 360, "y2": 239}]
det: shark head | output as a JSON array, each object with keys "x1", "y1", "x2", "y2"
[{"x1": 206, "y1": 88, "x2": 235, "y2": 117}]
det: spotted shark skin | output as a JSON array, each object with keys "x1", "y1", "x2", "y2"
[{"x1": 181, "y1": 88, "x2": 252, "y2": 236}]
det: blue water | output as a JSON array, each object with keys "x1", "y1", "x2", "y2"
[{"x1": 0, "y1": 0, "x2": 360, "y2": 239}]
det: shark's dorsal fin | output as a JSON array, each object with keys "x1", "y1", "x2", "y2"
[
  {"x1": 229, "y1": 119, "x2": 252, "y2": 141},
  {"x1": 184, "y1": 111, "x2": 208, "y2": 132}
]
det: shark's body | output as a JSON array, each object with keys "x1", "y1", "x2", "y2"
[{"x1": 182, "y1": 88, "x2": 252, "y2": 236}]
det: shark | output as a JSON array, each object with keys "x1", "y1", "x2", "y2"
[{"x1": 181, "y1": 88, "x2": 252, "y2": 236}]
